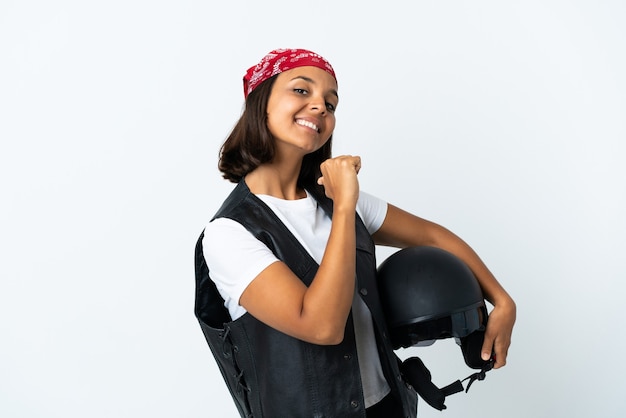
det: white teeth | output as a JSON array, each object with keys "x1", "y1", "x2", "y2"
[{"x1": 296, "y1": 119, "x2": 318, "y2": 132}]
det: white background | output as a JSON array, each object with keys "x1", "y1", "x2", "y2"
[{"x1": 1, "y1": 1, "x2": 625, "y2": 417}]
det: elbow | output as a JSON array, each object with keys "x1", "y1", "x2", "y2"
[
  {"x1": 298, "y1": 308, "x2": 350, "y2": 345},
  {"x1": 311, "y1": 327, "x2": 345, "y2": 346},
  {"x1": 325, "y1": 329, "x2": 346, "y2": 345}
]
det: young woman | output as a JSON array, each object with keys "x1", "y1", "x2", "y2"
[{"x1": 195, "y1": 48, "x2": 516, "y2": 418}]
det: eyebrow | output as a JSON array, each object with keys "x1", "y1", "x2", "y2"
[{"x1": 290, "y1": 75, "x2": 339, "y2": 99}]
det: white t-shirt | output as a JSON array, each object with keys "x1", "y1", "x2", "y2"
[{"x1": 203, "y1": 189, "x2": 391, "y2": 407}]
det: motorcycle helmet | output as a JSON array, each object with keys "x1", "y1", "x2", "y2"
[{"x1": 377, "y1": 246, "x2": 494, "y2": 410}]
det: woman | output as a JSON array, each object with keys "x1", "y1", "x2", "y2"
[{"x1": 195, "y1": 48, "x2": 516, "y2": 418}]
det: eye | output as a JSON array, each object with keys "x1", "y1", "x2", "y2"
[
  {"x1": 325, "y1": 102, "x2": 336, "y2": 113},
  {"x1": 293, "y1": 88, "x2": 308, "y2": 95}
]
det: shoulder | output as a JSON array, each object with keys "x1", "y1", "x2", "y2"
[
  {"x1": 204, "y1": 216, "x2": 248, "y2": 237},
  {"x1": 203, "y1": 217, "x2": 270, "y2": 256},
  {"x1": 203, "y1": 217, "x2": 279, "y2": 315},
  {"x1": 357, "y1": 190, "x2": 388, "y2": 234},
  {"x1": 358, "y1": 190, "x2": 386, "y2": 208}
]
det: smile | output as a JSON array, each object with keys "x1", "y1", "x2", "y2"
[{"x1": 296, "y1": 119, "x2": 320, "y2": 133}]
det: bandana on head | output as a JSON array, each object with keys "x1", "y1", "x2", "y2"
[{"x1": 243, "y1": 48, "x2": 336, "y2": 98}]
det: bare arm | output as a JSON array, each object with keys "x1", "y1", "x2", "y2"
[
  {"x1": 373, "y1": 203, "x2": 516, "y2": 368},
  {"x1": 239, "y1": 156, "x2": 361, "y2": 345}
]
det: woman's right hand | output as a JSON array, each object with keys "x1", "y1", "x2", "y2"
[
  {"x1": 317, "y1": 155, "x2": 361, "y2": 211},
  {"x1": 240, "y1": 155, "x2": 362, "y2": 345}
]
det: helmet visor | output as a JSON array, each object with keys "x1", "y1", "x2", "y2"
[{"x1": 392, "y1": 306, "x2": 487, "y2": 349}]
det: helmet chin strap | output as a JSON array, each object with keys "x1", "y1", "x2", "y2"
[
  {"x1": 402, "y1": 356, "x2": 494, "y2": 411},
  {"x1": 462, "y1": 358, "x2": 494, "y2": 392}
]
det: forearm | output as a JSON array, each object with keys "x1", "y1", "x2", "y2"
[
  {"x1": 375, "y1": 203, "x2": 516, "y2": 367},
  {"x1": 431, "y1": 226, "x2": 514, "y2": 307},
  {"x1": 302, "y1": 208, "x2": 356, "y2": 344},
  {"x1": 374, "y1": 203, "x2": 514, "y2": 306}
]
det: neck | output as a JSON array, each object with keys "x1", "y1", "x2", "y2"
[{"x1": 245, "y1": 157, "x2": 306, "y2": 200}]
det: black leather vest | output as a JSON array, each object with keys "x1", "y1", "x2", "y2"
[{"x1": 194, "y1": 180, "x2": 417, "y2": 417}]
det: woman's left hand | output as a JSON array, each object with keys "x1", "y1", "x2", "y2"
[{"x1": 481, "y1": 297, "x2": 516, "y2": 369}]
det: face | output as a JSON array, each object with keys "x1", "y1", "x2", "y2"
[{"x1": 266, "y1": 66, "x2": 339, "y2": 157}]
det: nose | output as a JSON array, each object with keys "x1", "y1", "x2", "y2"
[{"x1": 309, "y1": 94, "x2": 326, "y2": 115}]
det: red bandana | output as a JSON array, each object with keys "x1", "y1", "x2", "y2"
[{"x1": 243, "y1": 48, "x2": 336, "y2": 98}]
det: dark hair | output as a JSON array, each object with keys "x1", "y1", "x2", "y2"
[{"x1": 218, "y1": 75, "x2": 333, "y2": 191}]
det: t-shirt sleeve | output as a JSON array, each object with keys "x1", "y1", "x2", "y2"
[
  {"x1": 202, "y1": 217, "x2": 279, "y2": 315},
  {"x1": 356, "y1": 190, "x2": 389, "y2": 235}
]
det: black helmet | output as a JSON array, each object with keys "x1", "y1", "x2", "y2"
[{"x1": 377, "y1": 246, "x2": 494, "y2": 410}]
